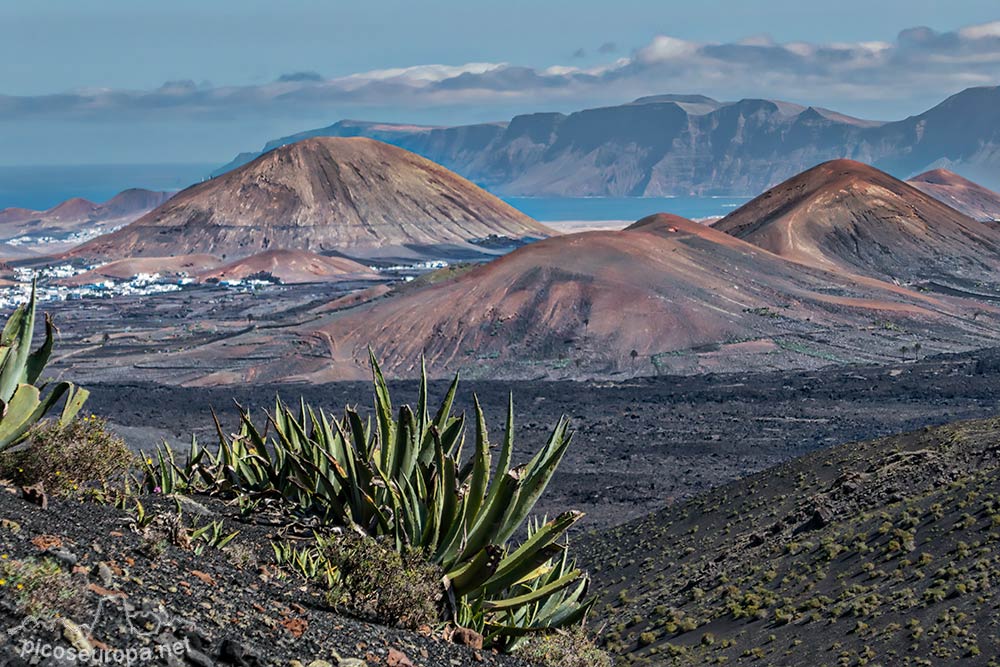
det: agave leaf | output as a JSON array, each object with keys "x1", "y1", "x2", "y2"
[
  {"x1": 24, "y1": 313, "x2": 55, "y2": 386},
  {"x1": 369, "y1": 348, "x2": 395, "y2": 473},
  {"x1": 482, "y1": 569, "x2": 583, "y2": 612},
  {"x1": 464, "y1": 396, "x2": 491, "y2": 528},
  {"x1": 0, "y1": 382, "x2": 71, "y2": 451},
  {"x1": 458, "y1": 468, "x2": 523, "y2": 564},
  {"x1": 495, "y1": 419, "x2": 573, "y2": 544},
  {"x1": 446, "y1": 544, "x2": 503, "y2": 593},
  {"x1": 58, "y1": 385, "x2": 89, "y2": 425},
  {"x1": 0, "y1": 282, "x2": 36, "y2": 402}
]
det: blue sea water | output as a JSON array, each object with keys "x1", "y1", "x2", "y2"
[
  {"x1": 0, "y1": 164, "x2": 215, "y2": 211},
  {"x1": 503, "y1": 196, "x2": 747, "y2": 222},
  {"x1": 0, "y1": 164, "x2": 747, "y2": 220}
]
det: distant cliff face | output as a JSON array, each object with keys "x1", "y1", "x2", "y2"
[{"x1": 215, "y1": 87, "x2": 1000, "y2": 196}]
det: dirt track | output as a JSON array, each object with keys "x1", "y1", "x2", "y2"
[{"x1": 83, "y1": 347, "x2": 1000, "y2": 530}]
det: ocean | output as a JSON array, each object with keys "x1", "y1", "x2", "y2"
[
  {"x1": 0, "y1": 164, "x2": 216, "y2": 211},
  {"x1": 504, "y1": 196, "x2": 747, "y2": 223},
  {"x1": 0, "y1": 164, "x2": 747, "y2": 220}
]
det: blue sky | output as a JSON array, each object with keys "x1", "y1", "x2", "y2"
[{"x1": 2, "y1": 0, "x2": 999, "y2": 165}]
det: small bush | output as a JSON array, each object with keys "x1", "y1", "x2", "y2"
[
  {"x1": 0, "y1": 557, "x2": 87, "y2": 618},
  {"x1": 516, "y1": 628, "x2": 613, "y2": 667},
  {"x1": 0, "y1": 416, "x2": 133, "y2": 495},
  {"x1": 323, "y1": 534, "x2": 442, "y2": 629}
]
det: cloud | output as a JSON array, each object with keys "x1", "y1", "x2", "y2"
[
  {"x1": 572, "y1": 48, "x2": 587, "y2": 59},
  {"x1": 3, "y1": 21, "x2": 1000, "y2": 123}
]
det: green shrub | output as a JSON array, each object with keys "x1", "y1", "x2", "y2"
[
  {"x1": 0, "y1": 416, "x2": 132, "y2": 494},
  {"x1": 0, "y1": 557, "x2": 87, "y2": 619},
  {"x1": 323, "y1": 533, "x2": 442, "y2": 629},
  {"x1": 516, "y1": 628, "x2": 613, "y2": 667}
]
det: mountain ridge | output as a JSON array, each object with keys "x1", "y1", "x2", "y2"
[
  {"x1": 713, "y1": 159, "x2": 1000, "y2": 287},
  {"x1": 213, "y1": 86, "x2": 1000, "y2": 196}
]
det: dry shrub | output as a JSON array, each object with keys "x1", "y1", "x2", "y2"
[
  {"x1": 0, "y1": 416, "x2": 133, "y2": 495},
  {"x1": 323, "y1": 534, "x2": 443, "y2": 629}
]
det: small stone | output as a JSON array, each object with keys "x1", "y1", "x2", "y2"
[
  {"x1": 46, "y1": 548, "x2": 79, "y2": 567},
  {"x1": 61, "y1": 618, "x2": 93, "y2": 653},
  {"x1": 186, "y1": 648, "x2": 215, "y2": 667},
  {"x1": 452, "y1": 627, "x2": 484, "y2": 650},
  {"x1": 220, "y1": 638, "x2": 250, "y2": 667},
  {"x1": 170, "y1": 495, "x2": 216, "y2": 517},
  {"x1": 306, "y1": 662, "x2": 333, "y2": 667},
  {"x1": 387, "y1": 649, "x2": 413, "y2": 667},
  {"x1": 21, "y1": 483, "x2": 47, "y2": 509},
  {"x1": 95, "y1": 561, "x2": 114, "y2": 587}
]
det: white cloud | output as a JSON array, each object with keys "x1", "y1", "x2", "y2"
[
  {"x1": 958, "y1": 21, "x2": 1000, "y2": 40},
  {"x1": 635, "y1": 36, "x2": 700, "y2": 64},
  {"x1": 2, "y1": 21, "x2": 1000, "y2": 122}
]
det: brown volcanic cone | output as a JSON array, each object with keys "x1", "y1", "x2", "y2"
[
  {"x1": 70, "y1": 137, "x2": 551, "y2": 261},
  {"x1": 197, "y1": 249, "x2": 378, "y2": 284},
  {"x1": 907, "y1": 168, "x2": 1000, "y2": 222},
  {"x1": 713, "y1": 160, "x2": 1000, "y2": 286},
  {"x1": 189, "y1": 213, "x2": 999, "y2": 384}
]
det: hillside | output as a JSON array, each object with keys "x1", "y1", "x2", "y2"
[
  {"x1": 177, "y1": 213, "x2": 1000, "y2": 384},
  {"x1": 197, "y1": 249, "x2": 378, "y2": 284},
  {"x1": 0, "y1": 485, "x2": 526, "y2": 667},
  {"x1": 71, "y1": 137, "x2": 551, "y2": 262},
  {"x1": 0, "y1": 188, "x2": 171, "y2": 241},
  {"x1": 59, "y1": 254, "x2": 223, "y2": 285},
  {"x1": 215, "y1": 86, "x2": 1000, "y2": 196},
  {"x1": 580, "y1": 415, "x2": 1000, "y2": 665},
  {"x1": 907, "y1": 169, "x2": 1000, "y2": 222},
  {"x1": 713, "y1": 160, "x2": 1000, "y2": 288}
]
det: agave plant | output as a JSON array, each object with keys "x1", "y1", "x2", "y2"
[
  {"x1": 0, "y1": 281, "x2": 88, "y2": 451},
  {"x1": 148, "y1": 351, "x2": 593, "y2": 646}
]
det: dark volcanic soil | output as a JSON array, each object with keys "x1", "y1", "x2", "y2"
[
  {"x1": 83, "y1": 348, "x2": 1000, "y2": 531},
  {"x1": 0, "y1": 490, "x2": 526, "y2": 667}
]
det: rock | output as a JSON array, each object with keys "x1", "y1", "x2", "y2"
[
  {"x1": 21, "y1": 483, "x2": 47, "y2": 509},
  {"x1": 170, "y1": 494, "x2": 217, "y2": 517},
  {"x1": 386, "y1": 649, "x2": 413, "y2": 667},
  {"x1": 452, "y1": 627, "x2": 485, "y2": 650},
  {"x1": 95, "y1": 561, "x2": 114, "y2": 587},
  {"x1": 61, "y1": 618, "x2": 93, "y2": 653},
  {"x1": 219, "y1": 638, "x2": 256, "y2": 666},
  {"x1": 186, "y1": 648, "x2": 216, "y2": 667},
  {"x1": 796, "y1": 505, "x2": 834, "y2": 533},
  {"x1": 46, "y1": 548, "x2": 79, "y2": 567}
]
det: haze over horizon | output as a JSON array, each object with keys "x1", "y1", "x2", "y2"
[{"x1": 2, "y1": 0, "x2": 1000, "y2": 165}]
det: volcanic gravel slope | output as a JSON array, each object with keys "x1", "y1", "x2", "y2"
[
  {"x1": 182, "y1": 212, "x2": 1000, "y2": 383},
  {"x1": 79, "y1": 346, "x2": 1000, "y2": 530},
  {"x1": 714, "y1": 159, "x2": 1000, "y2": 287},
  {"x1": 907, "y1": 168, "x2": 1000, "y2": 222},
  {"x1": 69, "y1": 137, "x2": 551, "y2": 262},
  {"x1": 579, "y1": 414, "x2": 1000, "y2": 665},
  {"x1": 0, "y1": 489, "x2": 528, "y2": 667}
]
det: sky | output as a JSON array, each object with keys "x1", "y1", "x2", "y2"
[{"x1": 2, "y1": 0, "x2": 999, "y2": 165}]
